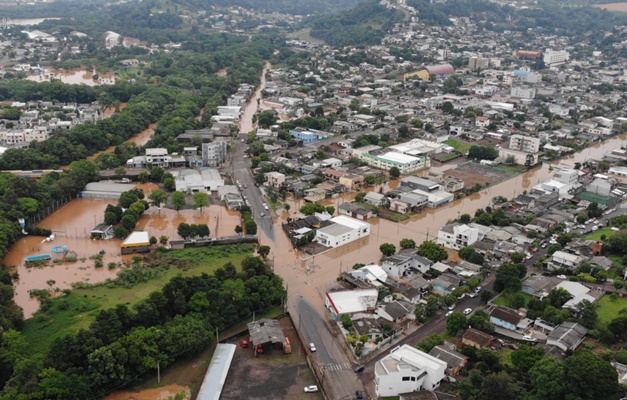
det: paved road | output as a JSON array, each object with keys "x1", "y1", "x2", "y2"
[
  {"x1": 296, "y1": 299, "x2": 368, "y2": 400},
  {"x1": 223, "y1": 135, "x2": 275, "y2": 239}
]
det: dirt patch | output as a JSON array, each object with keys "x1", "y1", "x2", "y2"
[
  {"x1": 221, "y1": 316, "x2": 322, "y2": 400},
  {"x1": 103, "y1": 384, "x2": 190, "y2": 400},
  {"x1": 594, "y1": 2, "x2": 627, "y2": 12},
  {"x1": 444, "y1": 162, "x2": 518, "y2": 188}
]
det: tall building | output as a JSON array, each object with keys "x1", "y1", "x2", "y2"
[
  {"x1": 543, "y1": 49, "x2": 570, "y2": 65},
  {"x1": 468, "y1": 56, "x2": 488, "y2": 71},
  {"x1": 509, "y1": 134, "x2": 541, "y2": 153},
  {"x1": 201, "y1": 140, "x2": 228, "y2": 167}
]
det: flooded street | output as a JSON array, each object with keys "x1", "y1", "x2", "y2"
[
  {"x1": 262, "y1": 132, "x2": 627, "y2": 319},
  {"x1": 238, "y1": 62, "x2": 270, "y2": 133}
]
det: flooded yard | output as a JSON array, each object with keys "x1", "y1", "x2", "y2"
[{"x1": 26, "y1": 68, "x2": 116, "y2": 86}]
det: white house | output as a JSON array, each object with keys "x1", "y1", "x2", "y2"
[
  {"x1": 547, "y1": 251, "x2": 586, "y2": 272},
  {"x1": 375, "y1": 345, "x2": 447, "y2": 397},
  {"x1": 437, "y1": 223, "x2": 491, "y2": 250},
  {"x1": 350, "y1": 264, "x2": 388, "y2": 286},
  {"x1": 325, "y1": 288, "x2": 378, "y2": 320},
  {"x1": 314, "y1": 216, "x2": 371, "y2": 248},
  {"x1": 382, "y1": 252, "x2": 433, "y2": 278}
]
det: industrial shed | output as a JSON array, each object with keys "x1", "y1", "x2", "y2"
[
  {"x1": 79, "y1": 181, "x2": 137, "y2": 200},
  {"x1": 120, "y1": 231, "x2": 150, "y2": 254},
  {"x1": 196, "y1": 343, "x2": 236, "y2": 400},
  {"x1": 247, "y1": 318, "x2": 286, "y2": 354}
]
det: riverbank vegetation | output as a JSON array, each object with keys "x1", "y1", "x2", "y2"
[{"x1": 4, "y1": 248, "x2": 284, "y2": 399}]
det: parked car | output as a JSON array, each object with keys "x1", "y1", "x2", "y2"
[
  {"x1": 522, "y1": 335, "x2": 537, "y2": 342},
  {"x1": 447, "y1": 304, "x2": 457, "y2": 311},
  {"x1": 474, "y1": 286, "x2": 482, "y2": 293},
  {"x1": 354, "y1": 365, "x2": 365, "y2": 373},
  {"x1": 556, "y1": 275, "x2": 567, "y2": 279},
  {"x1": 445, "y1": 310, "x2": 454, "y2": 317},
  {"x1": 309, "y1": 343, "x2": 316, "y2": 352},
  {"x1": 467, "y1": 292, "x2": 478, "y2": 298},
  {"x1": 304, "y1": 385, "x2": 319, "y2": 393},
  {"x1": 355, "y1": 390, "x2": 364, "y2": 399},
  {"x1": 463, "y1": 308, "x2": 473, "y2": 315}
]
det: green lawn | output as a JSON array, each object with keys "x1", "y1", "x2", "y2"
[
  {"x1": 23, "y1": 245, "x2": 256, "y2": 355},
  {"x1": 444, "y1": 139, "x2": 471, "y2": 154},
  {"x1": 585, "y1": 227, "x2": 616, "y2": 241},
  {"x1": 492, "y1": 291, "x2": 533, "y2": 308},
  {"x1": 597, "y1": 294, "x2": 627, "y2": 325}
]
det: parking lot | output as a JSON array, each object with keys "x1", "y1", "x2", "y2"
[{"x1": 221, "y1": 316, "x2": 323, "y2": 400}]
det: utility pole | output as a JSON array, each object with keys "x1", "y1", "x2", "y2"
[{"x1": 157, "y1": 360, "x2": 160, "y2": 383}]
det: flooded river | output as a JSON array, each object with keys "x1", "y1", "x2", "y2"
[{"x1": 26, "y1": 68, "x2": 116, "y2": 86}]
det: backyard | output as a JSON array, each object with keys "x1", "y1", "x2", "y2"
[
  {"x1": 492, "y1": 291, "x2": 534, "y2": 309},
  {"x1": 585, "y1": 227, "x2": 616, "y2": 241},
  {"x1": 597, "y1": 294, "x2": 627, "y2": 325},
  {"x1": 444, "y1": 139, "x2": 472, "y2": 154}
]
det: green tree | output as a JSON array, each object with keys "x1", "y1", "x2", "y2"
[
  {"x1": 481, "y1": 372, "x2": 517, "y2": 400},
  {"x1": 576, "y1": 212, "x2": 589, "y2": 224},
  {"x1": 494, "y1": 263, "x2": 523, "y2": 292},
  {"x1": 417, "y1": 241, "x2": 448, "y2": 262},
  {"x1": 197, "y1": 224, "x2": 210, "y2": 238},
  {"x1": 192, "y1": 192, "x2": 209, "y2": 213},
  {"x1": 177, "y1": 223, "x2": 191, "y2": 239},
  {"x1": 235, "y1": 225, "x2": 243, "y2": 234},
  {"x1": 257, "y1": 245, "x2": 271, "y2": 259},
  {"x1": 148, "y1": 189, "x2": 167, "y2": 210},
  {"x1": 446, "y1": 312, "x2": 468, "y2": 335},
  {"x1": 119, "y1": 191, "x2": 139, "y2": 209},
  {"x1": 326, "y1": 206, "x2": 335, "y2": 215},
  {"x1": 504, "y1": 155, "x2": 517, "y2": 166},
  {"x1": 159, "y1": 235, "x2": 168, "y2": 245},
  {"x1": 380, "y1": 243, "x2": 396, "y2": 257},
  {"x1": 511, "y1": 344, "x2": 545, "y2": 372},
  {"x1": 400, "y1": 238, "x2": 416, "y2": 249},
  {"x1": 564, "y1": 351, "x2": 620, "y2": 400},
  {"x1": 389, "y1": 166, "x2": 400, "y2": 179},
  {"x1": 529, "y1": 357, "x2": 566, "y2": 400},
  {"x1": 245, "y1": 220, "x2": 257, "y2": 235},
  {"x1": 171, "y1": 191, "x2": 186, "y2": 212},
  {"x1": 459, "y1": 213, "x2": 471, "y2": 224}
]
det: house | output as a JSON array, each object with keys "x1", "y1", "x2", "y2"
[
  {"x1": 459, "y1": 328, "x2": 501, "y2": 350},
  {"x1": 377, "y1": 300, "x2": 416, "y2": 329},
  {"x1": 589, "y1": 256, "x2": 613, "y2": 271},
  {"x1": 314, "y1": 215, "x2": 371, "y2": 248},
  {"x1": 325, "y1": 288, "x2": 378, "y2": 320},
  {"x1": 363, "y1": 192, "x2": 387, "y2": 207},
  {"x1": 382, "y1": 251, "x2": 433, "y2": 278},
  {"x1": 437, "y1": 223, "x2": 491, "y2": 250},
  {"x1": 338, "y1": 202, "x2": 375, "y2": 220},
  {"x1": 265, "y1": 171, "x2": 286, "y2": 189},
  {"x1": 429, "y1": 344, "x2": 468, "y2": 377},
  {"x1": 375, "y1": 345, "x2": 447, "y2": 397},
  {"x1": 547, "y1": 251, "x2": 586, "y2": 272},
  {"x1": 90, "y1": 223, "x2": 114, "y2": 240},
  {"x1": 522, "y1": 275, "x2": 559, "y2": 298},
  {"x1": 555, "y1": 281, "x2": 595, "y2": 309},
  {"x1": 352, "y1": 315, "x2": 388, "y2": 341},
  {"x1": 339, "y1": 173, "x2": 364, "y2": 190},
  {"x1": 350, "y1": 264, "x2": 388, "y2": 286},
  {"x1": 489, "y1": 306, "x2": 532, "y2": 332},
  {"x1": 431, "y1": 273, "x2": 461, "y2": 296},
  {"x1": 546, "y1": 322, "x2": 588, "y2": 352}
]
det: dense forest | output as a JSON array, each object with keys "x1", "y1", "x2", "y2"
[
  {"x1": 0, "y1": 255, "x2": 286, "y2": 399},
  {"x1": 172, "y1": 0, "x2": 365, "y2": 15},
  {"x1": 306, "y1": 0, "x2": 403, "y2": 47}
]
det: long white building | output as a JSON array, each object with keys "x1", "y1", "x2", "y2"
[{"x1": 314, "y1": 215, "x2": 370, "y2": 248}]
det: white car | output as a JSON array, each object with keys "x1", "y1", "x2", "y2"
[
  {"x1": 309, "y1": 343, "x2": 316, "y2": 352},
  {"x1": 463, "y1": 308, "x2": 473, "y2": 315},
  {"x1": 467, "y1": 292, "x2": 478, "y2": 298},
  {"x1": 304, "y1": 385, "x2": 319, "y2": 393},
  {"x1": 556, "y1": 274, "x2": 567, "y2": 279},
  {"x1": 522, "y1": 335, "x2": 537, "y2": 342},
  {"x1": 445, "y1": 310, "x2": 454, "y2": 317}
]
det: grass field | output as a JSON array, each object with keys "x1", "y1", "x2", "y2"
[
  {"x1": 492, "y1": 291, "x2": 533, "y2": 308},
  {"x1": 23, "y1": 245, "x2": 256, "y2": 355},
  {"x1": 597, "y1": 295, "x2": 627, "y2": 325},
  {"x1": 585, "y1": 227, "x2": 616, "y2": 241},
  {"x1": 444, "y1": 139, "x2": 471, "y2": 154}
]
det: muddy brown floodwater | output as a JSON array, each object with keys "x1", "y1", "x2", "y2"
[
  {"x1": 239, "y1": 62, "x2": 271, "y2": 134},
  {"x1": 102, "y1": 384, "x2": 190, "y2": 400},
  {"x1": 87, "y1": 123, "x2": 156, "y2": 161},
  {"x1": 263, "y1": 133, "x2": 627, "y2": 321},
  {"x1": 26, "y1": 68, "x2": 116, "y2": 86}
]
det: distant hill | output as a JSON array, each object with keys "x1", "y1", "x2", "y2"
[
  {"x1": 172, "y1": 0, "x2": 366, "y2": 15},
  {"x1": 305, "y1": 0, "x2": 403, "y2": 47}
]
